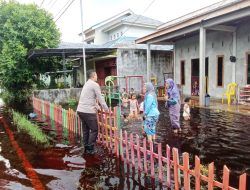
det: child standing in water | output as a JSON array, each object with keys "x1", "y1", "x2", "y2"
[
  {"x1": 143, "y1": 83, "x2": 160, "y2": 142},
  {"x1": 129, "y1": 93, "x2": 139, "y2": 120},
  {"x1": 165, "y1": 78, "x2": 181, "y2": 133},
  {"x1": 183, "y1": 97, "x2": 191, "y2": 121},
  {"x1": 121, "y1": 93, "x2": 129, "y2": 122}
]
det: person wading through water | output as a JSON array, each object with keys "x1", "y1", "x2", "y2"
[{"x1": 77, "y1": 70, "x2": 109, "y2": 154}]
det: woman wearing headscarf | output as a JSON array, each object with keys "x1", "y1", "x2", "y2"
[
  {"x1": 165, "y1": 78, "x2": 181, "y2": 133},
  {"x1": 143, "y1": 82, "x2": 160, "y2": 141}
]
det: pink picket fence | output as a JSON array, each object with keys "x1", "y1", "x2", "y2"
[{"x1": 33, "y1": 97, "x2": 247, "y2": 190}]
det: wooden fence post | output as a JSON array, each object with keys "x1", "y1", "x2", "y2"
[
  {"x1": 120, "y1": 129, "x2": 124, "y2": 161},
  {"x1": 150, "y1": 141, "x2": 155, "y2": 178},
  {"x1": 109, "y1": 108, "x2": 113, "y2": 150},
  {"x1": 136, "y1": 135, "x2": 142, "y2": 171},
  {"x1": 222, "y1": 165, "x2": 229, "y2": 190},
  {"x1": 143, "y1": 138, "x2": 148, "y2": 173},
  {"x1": 208, "y1": 162, "x2": 214, "y2": 190},
  {"x1": 166, "y1": 145, "x2": 171, "y2": 187},
  {"x1": 173, "y1": 148, "x2": 180, "y2": 190},
  {"x1": 130, "y1": 133, "x2": 135, "y2": 166},
  {"x1": 239, "y1": 173, "x2": 246, "y2": 190},
  {"x1": 158, "y1": 143, "x2": 163, "y2": 182},
  {"x1": 125, "y1": 131, "x2": 129, "y2": 163},
  {"x1": 183, "y1": 152, "x2": 190, "y2": 190},
  {"x1": 195, "y1": 156, "x2": 200, "y2": 190},
  {"x1": 115, "y1": 129, "x2": 119, "y2": 157}
]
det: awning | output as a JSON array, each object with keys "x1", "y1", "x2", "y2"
[{"x1": 28, "y1": 47, "x2": 116, "y2": 60}]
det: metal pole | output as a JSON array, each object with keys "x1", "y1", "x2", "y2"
[
  {"x1": 80, "y1": 0, "x2": 87, "y2": 84},
  {"x1": 147, "y1": 43, "x2": 151, "y2": 82},
  {"x1": 173, "y1": 44, "x2": 176, "y2": 81},
  {"x1": 62, "y1": 53, "x2": 67, "y2": 86},
  {"x1": 199, "y1": 27, "x2": 206, "y2": 106},
  {"x1": 232, "y1": 31, "x2": 236, "y2": 83}
]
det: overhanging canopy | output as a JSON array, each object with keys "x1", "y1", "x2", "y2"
[{"x1": 28, "y1": 47, "x2": 116, "y2": 60}]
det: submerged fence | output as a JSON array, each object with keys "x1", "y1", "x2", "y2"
[{"x1": 33, "y1": 97, "x2": 247, "y2": 190}]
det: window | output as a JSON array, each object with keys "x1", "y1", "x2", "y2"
[
  {"x1": 180, "y1": 60, "x2": 185, "y2": 85},
  {"x1": 247, "y1": 54, "x2": 250, "y2": 84},
  {"x1": 217, "y1": 56, "x2": 224, "y2": 86},
  {"x1": 117, "y1": 33, "x2": 119, "y2": 38}
]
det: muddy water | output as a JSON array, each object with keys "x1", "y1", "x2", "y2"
[
  {"x1": 0, "y1": 119, "x2": 33, "y2": 189},
  {"x1": 123, "y1": 101, "x2": 250, "y2": 188},
  {"x1": 1, "y1": 101, "x2": 250, "y2": 189}
]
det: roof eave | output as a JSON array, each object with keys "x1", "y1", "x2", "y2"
[{"x1": 136, "y1": 0, "x2": 250, "y2": 44}]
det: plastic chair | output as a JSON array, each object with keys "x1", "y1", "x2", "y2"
[{"x1": 221, "y1": 82, "x2": 237, "y2": 105}]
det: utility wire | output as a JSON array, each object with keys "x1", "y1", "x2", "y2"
[
  {"x1": 40, "y1": 0, "x2": 45, "y2": 7},
  {"x1": 48, "y1": 0, "x2": 58, "y2": 10},
  {"x1": 55, "y1": 0, "x2": 76, "y2": 22},
  {"x1": 54, "y1": 0, "x2": 73, "y2": 20}
]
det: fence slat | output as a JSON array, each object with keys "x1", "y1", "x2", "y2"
[
  {"x1": 104, "y1": 112, "x2": 108, "y2": 148},
  {"x1": 143, "y1": 138, "x2": 148, "y2": 173},
  {"x1": 150, "y1": 141, "x2": 155, "y2": 178},
  {"x1": 109, "y1": 109, "x2": 113, "y2": 150},
  {"x1": 195, "y1": 156, "x2": 201, "y2": 190},
  {"x1": 125, "y1": 131, "x2": 129, "y2": 163},
  {"x1": 158, "y1": 143, "x2": 163, "y2": 182},
  {"x1": 239, "y1": 173, "x2": 247, "y2": 190},
  {"x1": 97, "y1": 112, "x2": 101, "y2": 143},
  {"x1": 183, "y1": 152, "x2": 190, "y2": 190},
  {"x1": 166, "y1": 145, "x2": 171, "y2": 187},
  {"x1": 115, "y1": 129, "x2": 119, "y2": 157},
  {"x1": 136, "y1": 135, "x2": 142, "y2": 171},
  {"x1": 208, "y1": 162, "x2": 214, "y2": 190},
  {"x1": 222, "y1": 165, "x2": 230, "y2": 190},
  {"x1": 120, "y1": 129, "x2": 124, "y2": 161},
  {"x1": 130, "y1": 133, "x2": 135, "y2": 166},
  {"x1": 173, "y1": 148, "x2": 180, "y2": 190}
]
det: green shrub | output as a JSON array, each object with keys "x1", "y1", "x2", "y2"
[
  {"x1": 68, "y1": 98, "x2": 78, "y2": 110},
  {"x1": 12, "y1": 110, "x2": 49, "y2": 146}
]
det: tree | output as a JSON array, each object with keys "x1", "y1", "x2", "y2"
[{"x1": 0, "y1": 1, "x2": 60, "y2": 108}]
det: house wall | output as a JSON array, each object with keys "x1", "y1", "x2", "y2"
[
  {"x1": 108, "y1": 25, "x2": 126, "y2": 41},
  {"x1": 175, "y1": 22, "x2": 250, "y2": 98},
  {"x1": 94, "y1": 29, "x2": 109, "y2": 44},
  {"x1": 108, "y1": 25, "x2": 156, "y2": 41},
  {"x1": 117, "y1": 49, "x2": 172, "y2": 93},
  {"x1": 125, "y1": 25, "x2": 156, "y2": 38}
]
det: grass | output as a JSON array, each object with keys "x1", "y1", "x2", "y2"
[{"x1": 12, "y1": 110, "x2": 50, "y2": 146}]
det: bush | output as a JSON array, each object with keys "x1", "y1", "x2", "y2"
[
  {"x1": 12, "y1": 110, "x2": 49, "y2": 146},
  {"x1": 68, "y1": 98, "x2": 78, "y2": 110}
]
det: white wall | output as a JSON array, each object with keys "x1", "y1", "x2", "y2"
[
  {"x1": 94, "y1": 29, "x2": 109, "y2": 44},
  {"x1": 108, "y1": 25, "x2": 126, "y2": 41},
  {"x1": 108, "y1": 25, "x2": 156, "y2": 41},
  {"x1": 175, "y1": 22, "x2": 250, "y2": 98},
  {"x1": 125, "y1": 25, "x2": 156, "y2": 38}
]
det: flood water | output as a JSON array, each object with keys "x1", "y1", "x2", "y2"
[
  {"x1": 124, "y1": 101, "x2": 250, "y2": 188},
  {"x1": 0, "y1": 101, "x2": 249, "y2": 189}
]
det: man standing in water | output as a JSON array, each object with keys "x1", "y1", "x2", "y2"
[{"x1": 77, "y1": 70, "x2": 109, "y2": 154}]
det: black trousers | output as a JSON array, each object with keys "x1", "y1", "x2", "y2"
[{"x1": 77, "y1": 112, "x2": 98, "y2": 147}]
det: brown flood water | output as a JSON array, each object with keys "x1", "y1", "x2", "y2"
[{"x1": 0, "y1": 101, "x2": 249, "y2": 189}]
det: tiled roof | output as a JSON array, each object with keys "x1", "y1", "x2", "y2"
[{"x1": 122, "y1": 14, "x2": 163, "y2": 27}]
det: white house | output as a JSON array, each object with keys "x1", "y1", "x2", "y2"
[
  {"x1": 83, "y1": 9, "x2": 163, "y2": 45},
  {"x1": 137, "y1": 0, "x2": 250, "y2": 105}
]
